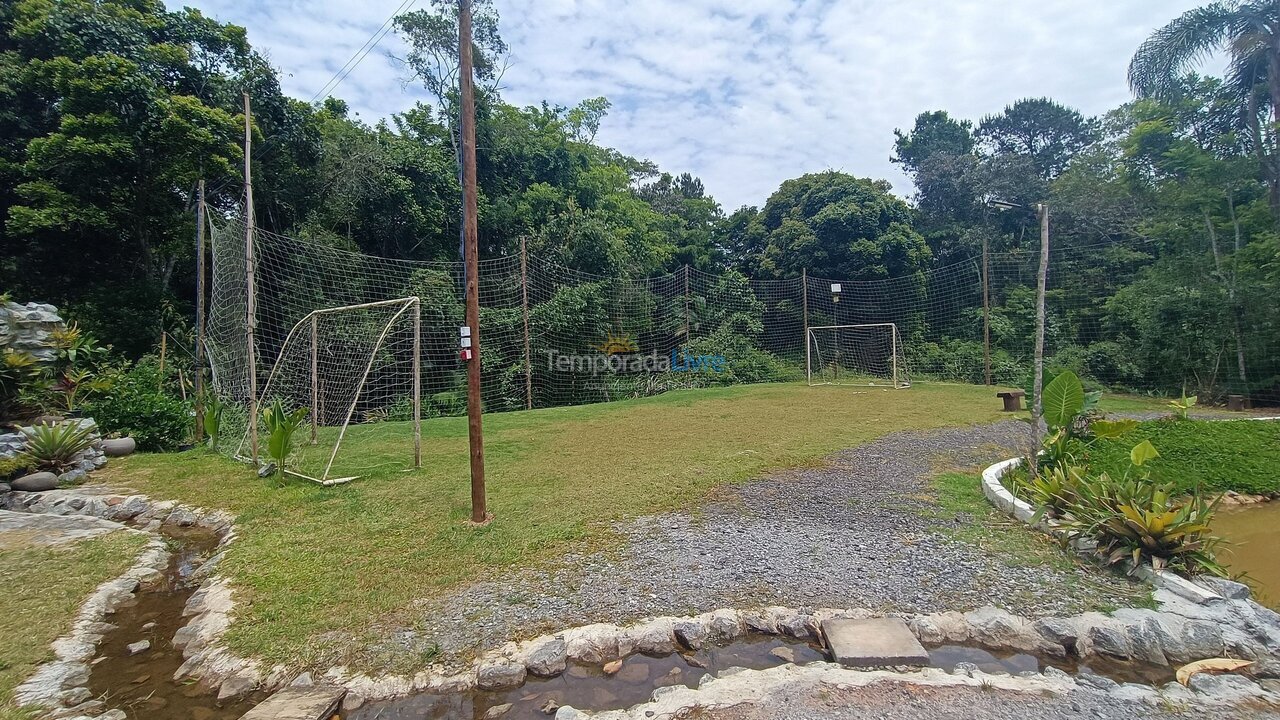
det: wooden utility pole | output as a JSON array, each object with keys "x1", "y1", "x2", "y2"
[
  {"x1": 1031, "y1": 203, "x2": 1050, "y2": 474},
  {"x1": 459, "y1": 0, "x2": 487, "y2": 522},
  {"x1": 802, "y1": 269, "x2": 810, "y2": 383},
  {"x1": 194, "y1": 179, "x2": 207, "y2": 442},
  {"x1": 982, "y1": 235, "x2": 991, "y2": 386},
  {"x1": 520, "y1": 236, "x2": 532, "y2": 410},
  {"x1": 244, "y1": 93, "x2": 259, "y2": 464}
]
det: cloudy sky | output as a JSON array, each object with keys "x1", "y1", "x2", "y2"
[{"x1": 184, "y1": 0, "x2": 1217, "y2": 210}]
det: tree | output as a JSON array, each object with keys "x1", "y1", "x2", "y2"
[
  {"x1": 751, "y1": 171, "x2": 931, "y2": 280},
  {"x1": 976, "y1": 98, "x2": 1097, "y2": 180},
  {"x1": 892, "y1": 110, "x2": 975, "y2": 175},
  {"x1": 1129, "y1": 1, "x2": 1280, "y2": 214}
]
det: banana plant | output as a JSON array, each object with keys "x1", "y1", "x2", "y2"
[{"x1": 261, "y1": 398, "x2": 307, "y2": 483}]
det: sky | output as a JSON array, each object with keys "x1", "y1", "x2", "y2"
[{"x1": 183, "y1": 0, "x2": 1219, "y2": 211}]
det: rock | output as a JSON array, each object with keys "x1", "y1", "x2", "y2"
[
  {"x1": 165, "y1": 506, "x2": 198, "y2": 527},
  {"x1": 769, "y1": 646, "x2": 796, "y2": 663},
  {"x1": 681, "y1": 653, "x2": 707, "y2": 668},
  {"x1": 1085, "y1": 622, "x2": 1131, "y2": 659},
  {"x1": 125, "y1": 639, "x2": 150, "y2": 655},
  {"x1": 100, "y1": 437, "x2": 136, "y2": 457},
  {"x1": 343, "y1": 692, "x2": 367, "y2": 712},
  {"x1": 822, "y1": 618, "x2": 929, "y2": 668},
  {"x1": 553, "y1": 707, "x2": 580, "y2": 720},
  {"x1": 476, "y1": 659, "x2": 526, "y2": 690},
  {"x1": 1033, "y1": 617, "x2": 1079, "y2": 654},
  {"x1": 952, "y1": 661, "x2": 979, "y2": 677},
  {"x1": 290, "y1": 672, "x2": 314, "y2": 687},
  {"x1": 0, "y1": 483, "x2": 10, "y2": 494},
  {"x1": 1154, "y1": 617, "x2": 1224, "y2": 663},
  {"x1": 565, "y1": 624, "x2": 625, "y2": 664},
  {"x1": 965, "y1": 606, "x2": 1031, "y2": 650},
  {"x1": 523, "y1": 636, "x2": 568, "y2": 677},
  {"x1": 602, "y1": 659, "x2": 623, "y2": 675},
  {"x1": 12, "y1": 472, "x2": 58, "y2": 492},
  {"x1": 616, "y1": 661, "x2": 650, "y2": 684},
  {"x1": 541, "y1": 697, "x2": 561, "y2": 714},
  {"x1": 484, "y1": 703, "x2": 513, "y2": 719},
  {"x1": 1041, "y1": 665, "x2": 1072, "y2": 682},
  {"x1": 628, "y1": 618, "x2": 677, "y2": 656},
  {"x1": 776, "y1": 611, "x2": 815, "y2": 640},
  {"x1": 1199, "y1": 577, "x2": 1252, "y2": 600},
  {"x1": 1109, "y1": 682, "x2": 1158, "y2": 704},
  {"x1": 1076, "y1": 671, "x2": 1118, "y2": 691},
  {"x1": 1188, "y1": 672, "x2": 1266, "y2": 699},
  {"x1": 705, "y1": 610, "x2": 744, "y2": 641},
  {"x1": 909, "y1": 613, "x2": 968, "y2": 644},
  {"x1": 673, "y1": 619, "x2": 708, "y2": 650},
  {"x1": 216, "y1": 675, "x2": 256, "y2": 702}
]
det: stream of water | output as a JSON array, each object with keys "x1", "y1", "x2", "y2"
[
  {"x1": 86, "y1": 527, "x2": 265, "y2": 720},
  {"x1": 1214, "y1": 502, "x2": 1280, "y2": 609}
]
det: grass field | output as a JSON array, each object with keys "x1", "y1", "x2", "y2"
[
  {"x1": 0, "y1": 532, "x2": 147, "y2": 720},
  {"x1": 97, "y1": 381, "x2": 1010, "y2": 668},
  {"x1": 1089, "y1": 418, "x2": 1280, "y2": 495}
]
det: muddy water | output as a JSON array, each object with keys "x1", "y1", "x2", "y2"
[
  {"x1": 927, "y1": 644, "x2": 1174, "y2": 685},
  {"x1": 1214, "y1": 502, "x2": 1280, "y2": 609},
  {"x1": 86, "y1": 527, "x2": 265, "y2": 720},
  {"x1": 354, "y1": 635, "x2": 827, "y2": 720}
]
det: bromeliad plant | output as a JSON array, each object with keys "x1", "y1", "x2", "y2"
[
  {"x1": 1053, "y1": 439, "x2": 1226, "y2": 577},
  {"x1": 20, "y1": 421, "x2": 97, "y2": 473},
  {"x1": 261, "y1": 398, "x2": 307, "y2": 483}
]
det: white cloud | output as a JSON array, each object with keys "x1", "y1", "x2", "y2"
[{"x1": 183, "y1": 0, "x2": 1220, "y2": 210}]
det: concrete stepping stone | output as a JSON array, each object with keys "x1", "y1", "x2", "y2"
[
  {"x1": 821, "y1": 617, "x2": 929, "y2": 668},
  {"x1": 238, "y1": 686, "x2": 345, "y2": 720}
]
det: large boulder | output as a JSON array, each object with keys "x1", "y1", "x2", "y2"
[{"x1": 12, "y1": 472, "x2": 58, "y2": 492}]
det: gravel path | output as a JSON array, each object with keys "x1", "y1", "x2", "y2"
[
  {"x1": 371, "y1": 421, "x2": 1147, "y2": 670},
  {"x1": 692, "y1": 682, "x2": 1278, "y2": 720}
]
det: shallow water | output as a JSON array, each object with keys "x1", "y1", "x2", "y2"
[
  {"x1": 1214, "y1": 502, "x2": 1280, "y2": 609},
  {"x1": 86, "y1": 527, "x2": 265, "y2": 720},
  {"x1": 927, "y1": 644, "x2": 1173, "y2": 685}
]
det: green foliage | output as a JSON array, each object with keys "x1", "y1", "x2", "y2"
[
  {"x1": 83, "y1": 361, "x2": 190, "y2": 452},
  {"x1": 0, "y1": 454, "x2": 36, "y2": 482},
  {"x1": 201, "y1": 392, "x2": 224, "y2": 451},
  {"x1": 1169, "y1": 391, "x2": 1198, "y2": 421},
  {"x1": 0, "y1": 348, "x2": 43, "y2": 420},
  {"x1": 261, "y1": 398, "x2": 308, "y2": 481},
  {"x1": 20, "y1": 422, "x2": 95, "y2": 473},
  {"x1": 1042, "y1": 370, "x2": 1087, "y2": 429}
]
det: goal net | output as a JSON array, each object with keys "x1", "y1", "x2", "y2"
[
  {"x1": 807, "y1": 323, "x2": 910, "y2": 388},
  {"x1": 230, "y1": 297, "x2": 422, "y2": 485}
]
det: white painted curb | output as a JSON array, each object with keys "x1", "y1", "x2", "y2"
[{"x1": 980, "y1": 456, "x2": 1224, "y2": 605}]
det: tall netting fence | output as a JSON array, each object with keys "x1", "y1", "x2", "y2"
[{"x1": 205, "y1": 217, "x2": 1279, "y2": 475}]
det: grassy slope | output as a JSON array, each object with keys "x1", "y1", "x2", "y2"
[
  {"x1": 97, "y1": 381, "x2": 1006, "y2": 666},
  {"x1": 0, "y1": 532, "x2": 147, "y2": 720},
  {"x1": 1089, "y1": 419, "x2": 1280, "y2": 495}
]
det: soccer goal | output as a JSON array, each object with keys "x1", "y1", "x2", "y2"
[
  {"x1": 806, "y1": 323, "x2": 910, "y2": 388},
  {"x1": 232, "y1": 297, "x2": 422, "y2": 485}
]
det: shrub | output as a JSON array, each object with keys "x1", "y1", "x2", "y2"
[
  {"x1": 0, "y1": 454, "x2": 36, "y2": 481},
  {"x1": 84, "y1": 361, "x2": 190, "y2": 451},
  {"x1": 20, "y1": 421, "x2": 96, "y2": 473},
  {"x1": 261, "y1": 397, "x2": 307, "y2": 483}
]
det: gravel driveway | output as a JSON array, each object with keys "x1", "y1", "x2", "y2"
[{"x1": 374, "y1": 421, "x2": 1147, "y2": 670}]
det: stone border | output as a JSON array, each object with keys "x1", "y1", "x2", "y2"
[
  {"x1": 1, "y1": 489, "x2": 276, "y2": 713},
  {"x1": 980, "y1": 456, "x2": 1225, "y2": 604},
  {"x1": 11, "y1": 523, "x2": 168, "y2": 714}
]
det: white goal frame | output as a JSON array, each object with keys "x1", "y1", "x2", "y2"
[
  {"x1": 806, "y1": 322, "x2": 909, "y2": 388},
  {"x1": 233, "y1": 296, "x2": 422, "y2": 485}
]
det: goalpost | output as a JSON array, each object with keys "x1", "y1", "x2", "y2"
[
  {"x1": 807, "y1": 323, "x2": 910, "y2": 388},
  {"x1": 232, "y1": 297, "x2": 422, "y2": 485}
]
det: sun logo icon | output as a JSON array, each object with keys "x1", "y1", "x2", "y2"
[{"x1": 595, "y1": 330, "x2": 639, "y2": 355}]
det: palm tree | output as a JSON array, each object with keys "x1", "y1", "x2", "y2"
[{"x1": 1130, "y1": 2, "x2": 1280, "y2": 213}]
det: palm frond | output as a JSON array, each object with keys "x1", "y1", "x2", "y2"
[{"x1": 1129, "y1": 3, "x2": 1238, "y2": 100}]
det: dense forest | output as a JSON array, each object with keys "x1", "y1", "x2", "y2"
[{"x1": 1, "y1": 0, "x2": 1278, "y2": 404}]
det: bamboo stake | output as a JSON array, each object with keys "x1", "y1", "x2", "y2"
[
  {"x1": 1031, "y1": 203, "x2": 1050, "y2": 475},
  {"x1": 243, "y1": 92, "x2": 259, "y2": 464},
  {"x1": 982, "y1": 234, "x2": 992, "y2": 386},
  {"x1": 194, "y1": 179, "x2": 207, "y2": 442},
  {"x1": 802, "y1": 269, "x2": 810, "y2": 385}
]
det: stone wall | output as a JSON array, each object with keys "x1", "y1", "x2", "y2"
[{"x1": 0, "y1": 300, "x2": 65, "y2": 363}]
